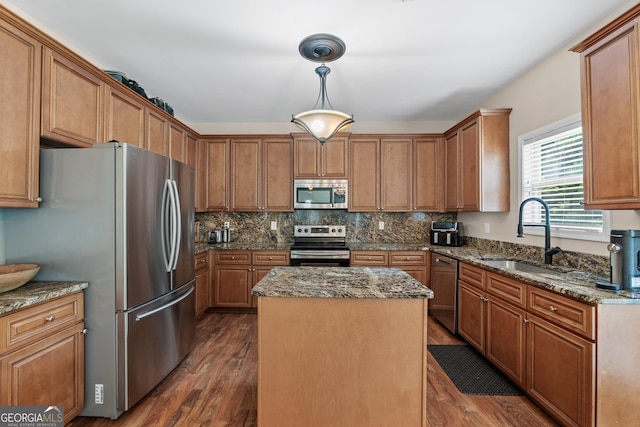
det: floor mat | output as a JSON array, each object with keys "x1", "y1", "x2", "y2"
[{"x1": 428, "y1": 344, "x2": 523, "y2": 396}]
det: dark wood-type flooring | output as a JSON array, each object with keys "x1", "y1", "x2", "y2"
[{"x1": 68, "y1": 312, "x2": 559, "y2": 427}]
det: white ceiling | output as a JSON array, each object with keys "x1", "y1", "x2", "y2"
[{"x1": 2, "y1": 0, "x2": 633, "y2": 133}]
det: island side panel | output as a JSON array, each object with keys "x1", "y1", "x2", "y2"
[{"x1": 257, "y1": 296, "x2": 428, "y2": 427}]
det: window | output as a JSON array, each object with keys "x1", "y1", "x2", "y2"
[{"x1": 518, "y1": 113, "x2": 610, "y2": 242}]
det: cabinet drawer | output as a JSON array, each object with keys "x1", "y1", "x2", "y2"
[
  {"x1": 389, "y1": 251, "x2": 426, "y2": 266},
  {"x1": 350, "y1": 251, "x2": 389, "y2": 266},
  {"x1": 459, "y1": 263, "x2": 486, "y2": 290},
  {"x1": 528, "y1": 287, "x2": 595, "y2": 340},
  {"x1": 252, "y1": 251, "x2": 290, "y2": 265},
  {"x1": 487, "y1": 273, "x2": 527, "y2": 308},
  {"x1": 0, "y1": 292, "x2": 84, "y2": 354},
  {"x1": 195, "y1": 252, "x2": 209, "y2": 270},
  {"x1": 214, "y1": 250, "x2": 251, "y2": 264}
]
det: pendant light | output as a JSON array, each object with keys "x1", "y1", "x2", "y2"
[{"x1": 291, "y1": 34, "x2": 354, "y2": 144}]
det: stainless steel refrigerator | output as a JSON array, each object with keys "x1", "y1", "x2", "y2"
[{"x1": 4, "y1": 142, "x2": 196, "y2": 419}]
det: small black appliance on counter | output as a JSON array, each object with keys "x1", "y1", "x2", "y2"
[
  {"x1": 430, "y1": 222, "x2": 463, "y2": 247},
  {"x1": 596, "y1": 229, "x2": 640, "y2": 291}
]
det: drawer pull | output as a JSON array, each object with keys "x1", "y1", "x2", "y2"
[
  {"x1": 45, "y1": 315, "x2": 55, "y2": 322},
  {"x1": 231, "y1": 256, "x2": 235, "y2": 260},
  {"x1": 269, "y1": 257, "x2": 273, "y2": 260},
  {"x1": 368, "y1": 257, "x2": 372, "y2": 260},
  {"x1": 405, "y1": 257, "x2": 410, "y2": 260},
  {"x1": 549, "y1": 306, "x2": 557, "y2": 312}
]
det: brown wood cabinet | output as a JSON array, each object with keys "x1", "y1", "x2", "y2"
[
  {"x1": 293, "y1": 134, "x2": 348, "y2": 178},
  {"x1": 0, "y1": 292, "x2": 85, "y2": 424},
  {"x1": 212, "y1": 250, "x2": 289, "y2": 308},
  {"x1": 571, "y1": 4, "x2": 640, "y2": 209},
  {"x1": 200, "y1": 138, "x2": 231, "y2": 211},
  {"x1": 443, "y1": 109, "x2": 511, "y2": 212},
  {"x1": 349, "y1": 137, "x2": 413, "y2": 212},
  {"x1": 41, "y1": 47, "x2": 105, "y2": 147},
  {"x1": 0, "y1": 12, "x2": 41, "y2": 208},
  {"x1": 105, "y1": 84, "x2": 145, "y2": 147},
  {"x1": 414, "y1": 137, "x2": 442, "y2": 212},
  {"x1": 350, "y1": 250, "x2": 429, "y2": 285},
  {"x1": 145, "y1": 108, "x2": 169, "y2": 156},
  {"x1": 230, "y1": 137, "x2": 293, "y2": 212},
  {"x1": 195, "y1": 252, "x2": 210, "y2": 318}
]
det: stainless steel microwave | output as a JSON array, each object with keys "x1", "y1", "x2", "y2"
[{"x1": 294, "y1": 179, "x2": 348, "y2": 209}]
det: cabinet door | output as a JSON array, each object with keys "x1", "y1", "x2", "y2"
[
  {"x1": 231, "y1": 139, "x2": 261, "y2": 211},
  {"x1": 486, "y1": 297, "x2": 526, "y2": 388},
  {"x1": 294, "y1": 136, "x2": 321, "y2": 178},
  {"x1": 202, "y1": 138, "x2": 230, "y2": 211},
  {"x1": 214, "y1": 265, "x2": 252, "y2": 307},
  {"x1": 459, "y1": 119, "x2": 480, "y2": 211},
  {"x1": 145, "y1": 108, "x2": 169, "y2": 156},
  {"x1": 527, "y1": 314, "x2": 594, "y2": 427},
  {"x1": 42, "y1": 47, "x2": 104, "y2": 147},
  {"x1": 457, "y1": 280, "x2": 486, "y2": 352},
  {"x1": 169, "y1": 123, "x2": 186, "y2": 163},
  {"x1": 349, "y1": 138, "x2": 379, "y2": 211},
  {"x1": 105, "y1": 85, "x2": 145, "y2": 147},
  {"x1": 195, "y1": 254, "x2": 210, "y2": 318},
  {"x1": 263, "y1": 138, "x2": 293, "y2": 211},
  {"x1": 0, "y1": 323, "x2": 85, "y2": 424},
  {"x1": 0, "y1": 18, "x2": 41, "y2": 208},
  {"x1": 444, "y1": 131, "x2": 460, "y2": 211},
  {"x1": 580, "y1": 21, "x2": 640, "y2": 208},
  {"x1": 322, "y1": 136, "x2": 348, "y2": 178},
  {"x1": 380, "y1": 138, "x2": 413, "y2": 211},
  {"x1": 413, "y1": 138, "x2": 441, "y2": 212}
]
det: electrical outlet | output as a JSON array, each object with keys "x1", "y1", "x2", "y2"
[
  {"x1": 484, "y1": 223, "x2": 490, "y2": 234},
  {"x1": 378, "y1": 221, "x2": 385, "y2": 230},
  {"x1": 270, "y1": 221, "x2": 277, "y2": 230},
  {"x1": 224, "y1": 221, "x2": 230, "y2": 228}
]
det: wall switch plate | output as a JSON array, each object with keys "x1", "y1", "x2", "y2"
[
  {"x1": 270, "y1": 221, "x2": 277, "y2": 230},
  {"x1": 379, "y1": 221, "x2": 385, "y2": 230},
  {"x1": 484, "y1": 223, "x2": 490, "y2": 234}
]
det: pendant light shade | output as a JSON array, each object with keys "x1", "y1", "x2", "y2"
[{"x1": 291, "y1": 34, "x2": 354, "y2": 144}]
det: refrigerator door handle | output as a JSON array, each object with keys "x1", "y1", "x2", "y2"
[
  {"x1": 160, "y1": 179, "x2": 172, "y2": 272},
  {"x1": 135, "y1": 285, "x2": 194, "y2": 321},
  {"x1": 169, "y1": 179, "x2": 182, "y2": 271}
]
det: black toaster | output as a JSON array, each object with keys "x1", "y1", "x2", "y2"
[{"x1": 430, "y1": 222, "x2": 463, "y2": 247}]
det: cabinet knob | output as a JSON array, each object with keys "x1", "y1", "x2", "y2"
[
  {"x1": 269, "y1": 257, "x2": 273, "y2": 260},
  {"x1": 45, "y1": 315, "x2": 55, "y2": 322},
  {"x1": 523, "y1": 319, "x2": 530, "y2": 323},
  {"x1": 549, "y1": 306, "x2": 557, "y2": 312},
  {"x1": 368, "y1": 257, "x2": 372, "y2": 260},
  {"x1": 405, "y1": 257, "x2": 410, "y2": 260},
  {"x1": 231, "y1": 256, "x2": 235, "y2": 260},
  {"x1": 81, "y1": 328, "x2": 88, "y2": 334},
  {"x1": 35, "y1": 197, "x2": 43, "y2": 203}
]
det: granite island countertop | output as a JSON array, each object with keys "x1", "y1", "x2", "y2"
[
  {"x1": 252, "y1": 266, "x2": 433, "y2": 299},
  {"x1": 0, "y1": 281, "x2": 89, "y2": 315}
]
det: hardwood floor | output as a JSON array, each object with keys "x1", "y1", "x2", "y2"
[{"x1": 69, "y1": 312, "x2": 558, "y2": 427}]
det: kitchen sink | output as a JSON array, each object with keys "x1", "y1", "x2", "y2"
[{"x1": 480, "y1": 259, "x2": 560, "y2": 275}]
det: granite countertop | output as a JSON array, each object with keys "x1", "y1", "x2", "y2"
[
  {"x1": 252, "y1": 266, "x2": 433, "y2": 299},
  {"x1": 0, "y1": 281, "x2": 89, "y2": 315},
  {"x1": 195, "y1": 242, "x2": 293, "y2": 254},
  {"x1": 430, "y1": 246, "x2": 640, "y2": 305}
]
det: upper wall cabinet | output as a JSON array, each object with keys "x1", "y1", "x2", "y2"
[
  {"x1": 443, "y1": 109, "x2": 511, "y2": 212},
  {"x1": 571, "y1": 4, "x2": 640, "y2": 209},
  {"x1": 41, "y1": 47, "x2": 105, "y2": 147},
  {"x1": 293, "y1": 134, "x2": 349, "y2": 178},
  {"x1": 0, "y1": 12, "x2": 41, "y2": 208},
  {"x1": 105, "y1": 84, "x2": 145, "y2": 148},
  {"x1": 414, "y1": 137, "x2": 443, "y2": 212}
]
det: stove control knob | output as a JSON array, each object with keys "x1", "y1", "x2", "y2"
[
  {"x1": 297, "y1": 228, "x2": 302, "y2": 233},
  {"x1": 304, "y1": 228, "x2": 309, "y2": 233},
  {"x1": 331, "y1": 228, "x2": 336, "y2": 233}
]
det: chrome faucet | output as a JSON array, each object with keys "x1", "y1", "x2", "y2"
[{"x1": 517, "y1": 197, "x2": 561, "y2": 264}]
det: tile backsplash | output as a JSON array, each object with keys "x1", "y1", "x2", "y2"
[{"x1": 196, "y1": 211, "x2": 456, "y2": 245}]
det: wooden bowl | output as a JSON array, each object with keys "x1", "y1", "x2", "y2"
[{"x1": 0, "y1": 264, "x2": 40, "y2": 294}]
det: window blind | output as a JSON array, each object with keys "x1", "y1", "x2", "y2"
[{"x1": 521, "y1": 125, "x2": 603, "y2": 232}]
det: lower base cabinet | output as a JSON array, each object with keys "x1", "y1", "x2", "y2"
[
  {"x1": 195, "y1": 252, "x2": 210, "y2": 318},
  {"x1": 212, "y1": 250, "x2": 289, "y2": 308},
  {"x1": 0, "y1": 292, "x2": 85, "y2": 424},
  {"x1": 350, "y1": 250, "x2": 430, "y2": 285}
]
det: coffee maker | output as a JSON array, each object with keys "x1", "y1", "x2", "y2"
[{"x1": 597, "y1": 230, "x2": 640, "y2": 291}]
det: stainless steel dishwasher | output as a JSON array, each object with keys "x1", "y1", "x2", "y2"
[{"x1": 429, "y1": 254, "x2": 459, "y2": 334}]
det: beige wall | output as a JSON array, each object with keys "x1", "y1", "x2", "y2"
[{"x1": 459, "y1": 0, "x2": 640, "y2": 257}]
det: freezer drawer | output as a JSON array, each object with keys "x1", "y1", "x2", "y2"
[{"x1": 116, "y1": 282, "x2": 195, "y2": 413}]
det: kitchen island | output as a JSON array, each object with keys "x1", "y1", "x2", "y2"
[{"x1": 251, "y1": 266, "x2": 433, "y2": 427}]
